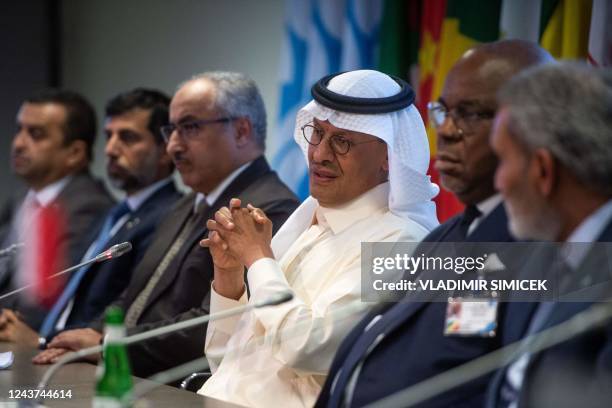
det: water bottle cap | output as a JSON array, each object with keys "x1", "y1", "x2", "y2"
[{"x1": 105, "y1": 306, "x2": 125, "y2": 325}]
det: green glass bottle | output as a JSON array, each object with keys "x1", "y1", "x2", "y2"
[{"x1": 93, "y1": 306, "x2": 133, "y2": 407}]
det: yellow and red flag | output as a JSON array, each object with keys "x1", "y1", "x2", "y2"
[{"x1": 416, "y1": 0, "x2": 502, "y2": 222}]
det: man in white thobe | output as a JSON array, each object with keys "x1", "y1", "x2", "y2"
[{"x1": 198, "y1": 70, "x2": 439, "y2": 407}]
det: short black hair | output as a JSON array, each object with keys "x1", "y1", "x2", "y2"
[
  {"x1": 25, "y1": 89, "x2": 97, "y2": 161},
  {"x1": 105, "y1": 88, "x2": 171, "y2": 143}
]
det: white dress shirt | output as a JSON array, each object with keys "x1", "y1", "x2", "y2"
[
  {"x1": 199, "y1": 182, "x2": 431, "y2": 408},
  {"x1": 194, "y1": 161, "x2": 252, "y2": 210},
  {"x1": 15, "y1": 176, "x2": 72, "y2": 279},
  {"x1": 18, "y1": 175, "x2": 72, "y2": 227}
]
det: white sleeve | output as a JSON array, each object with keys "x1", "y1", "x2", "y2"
[
  {"x1": 246, "y1": 256, "x2": 369, "y2": 375},
  {"x1": 243, "y1": 219, "x2": 427, "y2": 375},
  {"x1": 204, "y1": 283, "x2": 248, "y2": 372}
]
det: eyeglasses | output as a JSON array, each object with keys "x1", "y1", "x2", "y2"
[
  {"x1": 160, "y1": 117, "x2": 236, "y2": 143},
  {"x1": 301, "y1": 124, "x2": 380, "y2": 155},
  {"x1": 427, "y1": 101, "x2": 495, "y2": 135}
]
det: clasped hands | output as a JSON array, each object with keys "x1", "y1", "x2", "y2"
[
  {"x1": 30, "y1": 199, "x2": 275, "y2": 364},
  {"x1": 200, "y1": 198, "x2": 274, "y2": 300}
]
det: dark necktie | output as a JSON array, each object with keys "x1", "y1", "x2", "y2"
[{"x1": 458, "y1": 205, "x2": 482, "y2": 238}]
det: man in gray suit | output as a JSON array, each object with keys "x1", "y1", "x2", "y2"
[
  {"x1": 34, "y1": 72, "x2": 299, "y2": 382},
  {"x1": 0, "y1": 89, "x2": 113, "y2": 330},
  {"x1": 0, "y1": 88, "x2": 181, "y2": 347}
]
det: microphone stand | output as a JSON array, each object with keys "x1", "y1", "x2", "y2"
[
  {"x1": 365, "y1": 301, "x2": 612, "y2": 408},
  {"x1": 36, "y1": 292, "x2": 294, "y2": 397},
  {"x1": 0, "y1": 242, "x2": 132, "y2": 302},
  {"x1": 0, "y1": 242, "x2": 24, "y2": 258},
  {"x1": 125, "y1": 297, "x2": 367, "y2": 407},
  {"x1": 128, "y1": 356, "x2": 212, "y2": 405}
]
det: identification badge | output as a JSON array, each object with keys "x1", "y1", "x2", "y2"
[{"x1": 444, "y1": 297, "x2": 498, "y2": 337}]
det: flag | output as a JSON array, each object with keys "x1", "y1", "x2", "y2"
[
  {"x1": 539, "y1": 0, "x2": 593, "y2": 59},
  {"x1": 416, "y1": 0, "x2": 502, "y2": 222},
  {"x1": 377, "y1": 0, "x2": 420, "y2": 80},
  {"x1": 588, "y1": 0, "x2": 612, "y2": 66},
  {"x1": 274, "y1": 0, "x2": 384, "y2": 200},
  {"x1": 500, "y1": 0, "x2": 541, "y2": 42}
]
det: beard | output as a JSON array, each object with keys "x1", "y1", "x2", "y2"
[
  {"x1": 107, "y1": 162, "x2": 155, "y2": 193},
  {"x1": 506, "y1": 199, "x2": 561, "y2": 241},
  {"x1": 108, "y1": 172, "x2": 144, "y2": 192},
  {"x1": 107, "y1": 152, "x2": 160, "y2": 193}
]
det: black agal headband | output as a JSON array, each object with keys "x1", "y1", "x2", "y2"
[{"x1": 311, "y1": 72, "x2": 415, "y2": 114}]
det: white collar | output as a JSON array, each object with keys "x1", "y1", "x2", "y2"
[
  {"x1": 194, "y1": 161, "x2": 252, "y2": 212},
  {"x1": 567, "y1": 198, "x2": 612, "y2": 243},
  {"x1": 26, "y1": 175, "x2": 72, "y2": 207},
  {"x1": 476, "y1": 194, "x2": 502, "y2": 219},
  {"x1": 563, "y1": 198, "x2": 612, "y2": 269},
  {"x1": 125, "y1": 177, "x2": 173, "y2": 211}
]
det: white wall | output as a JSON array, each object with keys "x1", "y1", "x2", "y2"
[{"x1": 61, "y1": 0, "x2": 286, "y2": 190}]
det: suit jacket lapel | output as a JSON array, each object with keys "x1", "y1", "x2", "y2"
[
  {"x1": 468, "y1": 203, "x2": 512, "y2": 242},
  {"x1": 138, "y1": 157, "x2": 272, "y2": 313},
  {"x1": 539, "y1": 217, "x2": 612, "y2": 329},
  {"x1": 335, "y1": 204, "x2": 514, "y2": 402},
  {"x1": 104, "y1": 182, "x2": 179, "y2": 249},
  {"x1": 124, "y1": 194, "x2": 194, "y2": 302},
  {"x1": 521, "y1": 217, "x2": 612, "y2": 397}
]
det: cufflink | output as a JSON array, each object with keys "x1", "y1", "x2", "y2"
[{"x1": 38, "y1": 336, "x2": 47, "y2": 350}]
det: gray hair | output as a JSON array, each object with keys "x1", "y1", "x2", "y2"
[
  {"x1": 498, "y1": 62, "x2": 612, "y2": 195},
  {"x1": 187, "y1": 71, "x2": 267, "y2": 149}
]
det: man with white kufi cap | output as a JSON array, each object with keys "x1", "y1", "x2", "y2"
[{"x1": 198, "y1": 70, "x2": 439, "y2": 407}]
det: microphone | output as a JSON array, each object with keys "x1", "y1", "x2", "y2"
[
  {"x1": 0, "y1": 242, "x2": 24, "y2": 258},
  {"x1": 94, "y1": 242, "x2": 132, "y2": 262},
  {"x1": 36, "y1": 291, "x2": 295, "y2": 396},
  {"x1": 365, "y1": 301, "x2": 612, "y2": 408},
  {"x1": 0, "y1": 242, "x2": 133, "y2": 302}
]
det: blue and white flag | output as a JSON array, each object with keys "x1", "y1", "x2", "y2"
[{"x1": 273, "y1": 0, "x2": 384, "y2": 200}]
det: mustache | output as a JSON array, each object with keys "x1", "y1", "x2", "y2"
[
  {"x1": 172, "y1": 152, "x2": 189, "y2": 164},
  {"x1": 310, "y1": 162, "x2": 340, "y2": 177},
  {"x1": 106, "y1": 157, "x2": 125, "y2": 170},
  {"x1": 310, "y1": 162, "x2": 339, "y2": 171},
  {"x1": 11, "y1": 152, "x2": 28, "y2": 160},
  {"x1": 435, "y1": 152, "x2": 460, "y2": 162}
]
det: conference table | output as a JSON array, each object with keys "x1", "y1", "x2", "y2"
[{"x1": 0, "y1": 343, "x2": 240, "y2": 407}]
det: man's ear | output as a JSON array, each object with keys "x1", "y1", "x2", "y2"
[
  {"x1": 532, "y1": 148, "x2": 556, "y2": 197},
  {"x1": 65, "y1": 140, "x2": 87, "y2": 169},
  {"x1": 234, "y1": 117, "x2": 253, "y2": 147}
]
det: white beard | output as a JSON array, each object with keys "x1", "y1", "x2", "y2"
[{"x1": 506, "y1": 201, "x2": 561, "y2": 241}]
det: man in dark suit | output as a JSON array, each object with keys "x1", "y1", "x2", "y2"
[
  {"x1": 486, "y1": 63, "x2": 612, "y2": 408},
  {"x1": 316, "y1": 40, "x2": 554, "y2": 408},
  {"x1": 0, "y1": 88, "x2": 181, "y2": 347},
  {"x1": 33, "y1": 72, "x2": 299, "y2": 380},
  {"x1": 0, "y1": 89, "x2": 114, "y2": 330}
]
